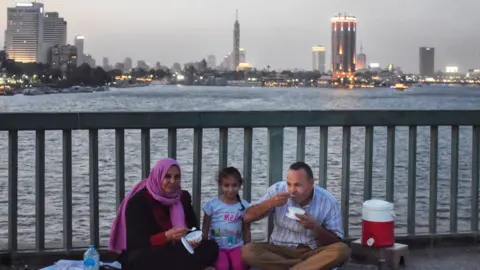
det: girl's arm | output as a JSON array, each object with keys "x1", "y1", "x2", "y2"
[
  {"x1": 202, "y1": 213, "x2": 212, "y2": 240},
  {"x1": 242, "y1": 221, "x2": 251, "y2": 243}
]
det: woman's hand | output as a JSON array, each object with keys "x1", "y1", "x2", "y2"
[
  {"x1": 165, "y1": 227, "x2": 188, "y2": 242},
  {"x1": 188, "y1": 239, "x2": 201, "y2": 249}
]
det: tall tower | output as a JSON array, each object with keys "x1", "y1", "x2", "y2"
[
  {"x1": 357, "y1": 44, "x2": 366, "y2": 70},
  {"x1": 233, "y1": 9, "x2": 240, "y2": 70},
  {"x1": 312, "y1": 45, "x2": 326, "y2": 73},
  {"x1": 331, "y1": 13, "x2": 356, "y2": 82},
  {"x1": 43, "y1": 12, "x2": 67, "y2": 63},
  {"x1": 74, "y1": 35, "x2": 84, "y2": 67},
  {"x1": 419, "y1": 47, "x2": 434, "y2": 77},
  {"x1": 5, "y1": 2, "x2": 45, "y2": 63}
]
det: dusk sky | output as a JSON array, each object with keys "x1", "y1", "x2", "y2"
[{"x1": 1, "y1": 0, "x2": 480, "y2": 72}]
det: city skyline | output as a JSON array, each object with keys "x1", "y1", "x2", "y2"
[{"x1": 2, "y1": 0, "x2": 480, "y2": 72}]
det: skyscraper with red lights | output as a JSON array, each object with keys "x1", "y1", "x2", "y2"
[{"x1": 331, "y1": 13, "x2": 356, "y2": 82}]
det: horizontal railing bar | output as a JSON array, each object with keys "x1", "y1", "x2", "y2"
[{"x1": 3, "y1": 110, "x2": 480, "y2": 130}]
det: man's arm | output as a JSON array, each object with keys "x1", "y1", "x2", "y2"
[
  {"x1": 317, "y1": 200, "x2": 344, "y2": 245},
  {"x1": 313, "y1": 223, "x2": 342, "y2": 245},
  {"x1": 243, "y1": 199, "x2": 274, "y2": 223},
  {"x1": 244, "y1": 190, "x2": 291, "y2": 223}
]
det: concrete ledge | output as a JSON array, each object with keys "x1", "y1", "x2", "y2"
[{"x1": 1, "y1": 232, "x2": 480, "y2": 268}]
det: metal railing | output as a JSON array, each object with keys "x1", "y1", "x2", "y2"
[{"x1": 1, "y1": 110, "x2": 480, "y2": 256}]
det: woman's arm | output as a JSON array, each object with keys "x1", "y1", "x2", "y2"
[
  {"x1": 242, "y1": 221, "x2": 251, "y2": 244},
  {"x1": 182, "y1": 191, "x2": 198, "y2": 228},
  {"x1": 202, "y1": 213, "x2": 212, "y2": 240},
  {"x1": 125, "y1": 193, "x2": 160, "y2": 249}
]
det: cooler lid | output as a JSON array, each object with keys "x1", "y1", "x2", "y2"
[{"x1": 363, "y1": 199, "x2": 393, "y2": 210}]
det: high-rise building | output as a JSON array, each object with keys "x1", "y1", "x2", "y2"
[
  {"x1": 233, "y1": 9, "x2": 240, "y2": 70},
  {"x1": 44, "y1": 12, "x2": 66, "y2": 46},
  {"x1": 239, "y1": 48, "x2": 246, "y2": 63},
  {"x1": 74, "y1": 35, "x2": 84, "y2": 67},
  {"x1": 419, "y1": 47, "x2": 435, "y2": 77},
  {"x1": 207, "y1": 55, "x2": 216, "y2": 68},
  {"x1": 331, "y1": 13, "x2": 356, "y2": 81},
  {"x1": 84, "y1": 54, "x2": 95, "y2": 68},
  {"x1": 43, "y1": 12, "x2": 67, "y2": 64},
  {"x1": 124, "y1": 57, "x2": 132, "y2": 71},
  {"x1": 102, "y1": 57, "x2": 110, "y2": 70},
  {"x1": 356, "y1": 44, "x2": 366, "y2": 70},
  {"x1": 312, "y1": 46, "x2": 326, "y2": 73},
  {"x1": 49, "y1": 44, "x2": 77, "y2": 71},
  {"x1": 5, "y1": 2, "x2": 45, "y2": 63}
]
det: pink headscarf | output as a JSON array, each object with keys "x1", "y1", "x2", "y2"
[{"x1": 108, "y1": 158, "x2": 186, "y2": 253}]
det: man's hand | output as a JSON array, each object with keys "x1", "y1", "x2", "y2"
[
  {"x1": 296, "y1": 212, "x2": 319, "y2": 230},
  {"x1": 268, "y1": 192, "x2": 291, "y2": 208},
  {"x1": 165, "y1": 227, "x2": 188, "y2": 242}
]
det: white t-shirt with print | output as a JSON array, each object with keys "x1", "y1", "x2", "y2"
[{"x1": 203, "y1": 197, "x2": 250, "y2": 249}]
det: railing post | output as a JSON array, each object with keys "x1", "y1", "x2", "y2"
[
  {"x1": 168, "y1": 128, "x2": 177, "y2": 159},
  {"x1": 141, "y1": 128, "x2": 151, "y2": 179},
  {"x1": 62, "y1": 130, "x2": 73, "y2": 251},
  {"x1": 267, "y1": 127, "x2": 284, "y2": 239},
  {"x1": 8, "y1": 130, "x2": 18, "y2": 253},
  {"x1": 36, "y1": 130, "x2": 45, "y2": 252},
  {"x1": 386, "y1": 126, "x2": 395, "y2": 203},
  {"x1": 296, "y1": 127, "x2": 305, "y2": 162},
  {"x1": 115, "y1": 129, "x2": 125, "y2": 209},
  {"x1": 407, "y1": 126, "x2": 417, "y2": 235},
  {"x1": 341, "y1": 126, "x2": 351, "y2": 238},
  {"x1": 89, "y1": 129, "x2": 100, "y2": 247},
  {"x1": 319, "y1": 126, "x2": 328, "y2": 188},
  {"x1": 429, "y1": 126, "x2": 438, "y2": 234},
  {"x1": 471, "y1": 126, "x2": 480, "y2": 232},
  {"x1": 364, "y1": 126, "x2": 374, "y2": 201},
  {"x1": 219, "y1": 128, "x2": 228, "y2": 194},
  {"x1": 243, "y1": 128, "x2": 253, "y2": 202},
  {"x1": 450, "y1": 126, "x2": 459, "y2": 233},
  {"x1": 192, "y1": 128, "x2": 203, "y2": 226}
]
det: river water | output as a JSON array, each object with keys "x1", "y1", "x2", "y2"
[{"x1": 0, "y1": 85, "x2": 479, "y2": 247}]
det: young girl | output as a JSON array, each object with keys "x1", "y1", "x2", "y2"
[{"x1": 202, "y1": 167, "x2": 251, "y2": 270}]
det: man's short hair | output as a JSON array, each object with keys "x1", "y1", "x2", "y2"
[{"x1": 289, "y1": 161, "x2": 314, "y2": 180}]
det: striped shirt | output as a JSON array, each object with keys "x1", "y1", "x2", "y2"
[{"x1": 253, "y1": 181, "x2": 344, "y2": 249}]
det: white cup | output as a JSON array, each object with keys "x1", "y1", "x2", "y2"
[
  {"x1": 288, "y1": 206, "x2": 305, "y2": 216},
  {"x1": 185, "y1": 230, "x2": 202, "y2": 243}
]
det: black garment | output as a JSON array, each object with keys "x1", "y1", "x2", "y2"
[
  {"x1": 121, "y1": 239, "x2": 219, "y2": 270},
  {"x1": 118, "y1": 188, "x2": 219, "y2": 270}
]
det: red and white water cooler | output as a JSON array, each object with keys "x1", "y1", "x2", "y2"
[{"x1": 361, "y1": 199, "x2": 395, "y2": 248}]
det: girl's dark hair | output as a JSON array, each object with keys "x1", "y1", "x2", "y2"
[{"x1": 218, "y1": 166, "x2": 245, "y2": 210}]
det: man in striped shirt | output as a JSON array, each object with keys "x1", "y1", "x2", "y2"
[{"x1": 242, "y1": 161, "x2": 350, "y2": 270}]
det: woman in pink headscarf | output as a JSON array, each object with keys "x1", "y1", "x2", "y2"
[{"x1": 109, "y1": 158, "x2": 218, "y2": 270}]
